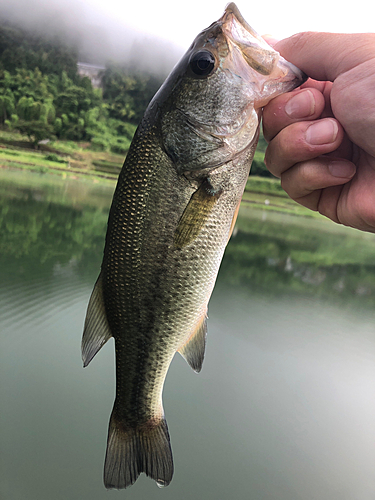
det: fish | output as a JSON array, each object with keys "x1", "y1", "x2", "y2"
[{"x1": 82, "y1": 2, "x2": 306, "y2": 490}]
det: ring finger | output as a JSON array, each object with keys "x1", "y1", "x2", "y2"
[{"x1": 265, "y1": 117, "x2": 345, "y2": 178}]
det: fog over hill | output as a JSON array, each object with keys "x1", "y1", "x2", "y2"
[{"x1": 0, "y1": 0, "x2": 183, "y2": 76}]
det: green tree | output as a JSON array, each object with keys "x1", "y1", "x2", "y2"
[
  {"x1": 39, "y1": 99, "x2": 56, "y2": 124},
  {"x1": 0, "y1": 23, "x2": 78, "y2": 79},
  {"x1": 101, "y1": 64, "x2": 162, "y2": 123},
  {"x1": 0, "y1": 22, "x2": 143, "y2": 151},
  {"x1": 17, "y1": 96, "x2": 36, "y2": 121},
  {"x1": 16, "y1": 120, "x2": 54, "y2": 148},
  {"x1": 0, "y1": 93, "x2": 15, "y2": 121}
]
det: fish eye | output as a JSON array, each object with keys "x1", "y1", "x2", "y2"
[{"x1": 189, "y1": 51, "x2": 216, "y2": 78}]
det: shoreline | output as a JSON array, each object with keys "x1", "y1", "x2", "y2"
[
  {"x1": 0, "y1": 161, "x2": 118, "y2": 183},
  {"x1": 0, "y1": 161, "x2": 318, "y2": 219}
]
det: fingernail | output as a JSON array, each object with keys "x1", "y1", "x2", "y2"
[
  {"x1": 285, "y1": 90, "x2": 315, "y2": 119},
  {"x1": 306, "y1": 119, "x2": 338, "y2": 145},
  {"x1": 328, "y1": 160, "x2": 356, "y2": 178}
]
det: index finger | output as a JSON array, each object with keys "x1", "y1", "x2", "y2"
[{"x1": 274, "y1": 32, "x2": 375, "y2": 82}]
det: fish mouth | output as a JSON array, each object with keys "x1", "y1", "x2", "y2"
[
  {"x1": 223, "y1": 2, "x2": 261, "y2": 39},
  {"x1": 220, "y1": 2, "x2": 279, "y2": 76},
  {"x1": 219, "y1": 2, "x2": 306, "y2": 89}
]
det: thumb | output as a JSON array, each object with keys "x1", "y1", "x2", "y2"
[{"x1": 275, "y1": 32, "x2": 375, "y2": 82}]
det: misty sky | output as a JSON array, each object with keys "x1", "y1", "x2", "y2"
[{"x1": 0, "y1": 0, "x2": 373, "y2": 70}]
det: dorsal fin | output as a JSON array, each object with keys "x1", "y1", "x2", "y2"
[
  {"x1": 81, "y1": 272, "x2": 113, "y2": 367},
  {"x1": 178, "y1": 312, "x2": 208, "y2": 373}
]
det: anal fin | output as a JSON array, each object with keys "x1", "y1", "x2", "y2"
[
  {"x1": 178, "y1": 312, "x2": 207, "y2": 373},
  {"x1": 81, "y1": 272, "x2": 112, "y2": 367}
]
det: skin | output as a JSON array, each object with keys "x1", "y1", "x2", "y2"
[{"x1": 262, "y1": 32, "x2": 375, "y2": 233}]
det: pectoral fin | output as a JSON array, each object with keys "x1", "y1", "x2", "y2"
[
  {"x1": 81, "y1": 272, "x2": 112, "y2": 367},
  {"x1": 174, "y1": 179, "x2": 222, "y2": 249},
  {"x1": 178, "y1": 311, "x2": 207, "y2": 373}
]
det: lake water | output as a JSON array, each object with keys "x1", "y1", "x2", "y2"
[{"x1": 1, "y1": 169, "x2": 375, "y2": 500}]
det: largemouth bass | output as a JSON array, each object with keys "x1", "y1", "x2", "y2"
[{"x1": 82, "y1": 2, "x2": 305, "y2": 489}]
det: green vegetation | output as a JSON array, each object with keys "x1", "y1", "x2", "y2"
[
  {"x1": 0, "y1": 63, "x2": 142, "y2": 154},
  {"x1": 0, "y1": 23, "x2": 78, "y2": 79},
  {"x1": 0, "y1": 127, "x2": 302, "y2": 216},
  {"x1": 0, "y1": 124, "x2": 307, "y2": 216},
  {"x1": 249, "y1": 134, "x2": 271, "y2": 178},
  {"x1": 217, "y1": 204, "x2": 375, "y2": 308},
  {"x1": 0, "y1": 22, "x2": 161, "y2": 156},
  {"x1": 0, "y1": 173, "x2": 112, "y2": 281},
  {"x1": 0, "y1": 132, "x2": 124, "y2": 180}
]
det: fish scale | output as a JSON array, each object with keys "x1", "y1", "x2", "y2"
[{"x1": 82, "y1": 2, "x2": 305, "y2": 489}]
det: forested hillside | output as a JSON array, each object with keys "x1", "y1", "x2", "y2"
[{"x1": 0, "y1": 22, "x2": 163, "y2": 153}]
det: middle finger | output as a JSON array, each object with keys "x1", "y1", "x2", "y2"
[{"x1": 263, "y1": 87, "x2": 326, "y2": 142}]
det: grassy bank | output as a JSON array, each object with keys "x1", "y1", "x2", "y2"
[
  {"x1": 242, "y1": 177, "x2": 319, "y2": 218},
  {"x1": 0, "y1": 129, "x2": 123, "y2": 182},
  {"x1": 0, "y1": 129, "x2": 316, "y2": 217}
]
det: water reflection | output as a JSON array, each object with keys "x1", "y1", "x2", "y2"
[
  {"x1": 1, "y1": 170, "x2": 374, "y2": 500},
  {"x1": 222, "y1": 204, "x2": 375, "y2": 308}
]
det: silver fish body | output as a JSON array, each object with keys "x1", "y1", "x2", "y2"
[{"x1": 82, "y1": 2, "x2": 305, "y2": 489}]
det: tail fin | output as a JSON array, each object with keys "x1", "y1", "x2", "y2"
[{"x1": 104, "y1": 408, "x2": 174, "y2": 489}]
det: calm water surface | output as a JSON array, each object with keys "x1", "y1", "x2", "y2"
[{"x1": 1, "y1": 169, "x2": 375, "y2": 500}]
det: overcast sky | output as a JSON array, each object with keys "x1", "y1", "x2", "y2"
[
  {"x1": 91, "y1": 0, "x2": 373, "y2": 47},
  {"x1": 0, "y1": 0, "x2": 372, "y2": 68}
]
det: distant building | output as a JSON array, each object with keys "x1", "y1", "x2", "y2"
[{"x1": 77, "y1": 62, "x2": 106, "y2": 88}]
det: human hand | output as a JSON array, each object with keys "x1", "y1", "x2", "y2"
[{"x1": 263, "y1": 32, "x2": 375, "y2": 232}]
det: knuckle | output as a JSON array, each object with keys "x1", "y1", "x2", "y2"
[
  {"x1": 263, "y1": 147, "x2": 275, "y2": 171},
  {"x1": 262, "y1": 95, "x2": 291, "y2": 142},
  {"x1": 296, "y1": 162, "x2": 313, "y2": 184},
  {"x1": 279, "y1": 130, "x2": 304, "y2": 157},
  {"x1": 280, "y1": 174, "x2": 290, "y2": 195},
  {"x1": 264, "y1": 147, "x2": 282, "y2": 178}
]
